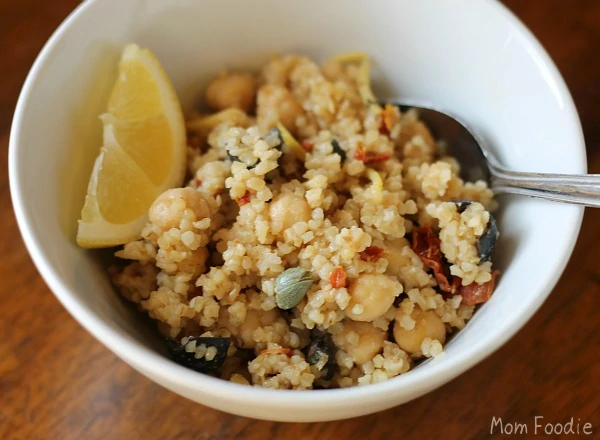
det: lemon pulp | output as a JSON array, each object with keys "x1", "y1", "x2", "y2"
[{"x1": 76, "y1": 44, "x2": 186, "y2": 248}]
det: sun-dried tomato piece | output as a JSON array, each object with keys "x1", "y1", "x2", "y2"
[
  {"x1": 354, "y1": 148, "x2": 392, "y2": 164},
  {"x1": 411, "y1": 226, "x2": 458, "y2": 294},
  {"x1": 302, "y1": 140, "x2": 314, "y2": 152},
  {"x1": 412, "y1": 226, "x2": 442, "y2": 268},
  {"x1": 435, "y1": 269, "x2": 457, "y2": 294},
  {"x1": 329, "y1": 267, "x2": 347, "y2": 288},
  {"x1": 236, "y1": 191, "x2": 251, "y2": 206},
  {"x1": 450, "y1": 275, "x2": 462, "y2": 293},
  {"x1": 260, "y1": 347, "x2": 294, "y2": 357},
  {"x1": 458, "y1": 270, "x2": 500, "y2": 306},
  {"x1": 360, "y1": 246, "x2": 384, "y2": 262}
]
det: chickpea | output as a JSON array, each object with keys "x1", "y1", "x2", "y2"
[
  {"x1": 149, "y1": 188, "x2": 212, "y2": 230},
  {"x1": 268, "y1": 193, "x2": 311, "y2": 238},
  {"x1": 261, "y1": 55, "x2": 300, "y2": 86},
  {"x1": 332, "y1": 321, "x2": 386, "y2": 365},
  {"x1": 393, "y1": 307, "x2": 446, "y2": 354},
  {"x1": 205, "y1": 72, "x2": 257, "y2": 112},
  {"x1": 222, "y1": 307, "x2": 279, "y2": 349},
  {"x1": 385, "y1": 238, "x2": 412, "y2": 277},
  {"x1": 257, "y1": 84, "x2": 304, "y2": 134},
  {"x1": 320, "y1": 60, "x2": 345, "y2": 81},
  {"x1": 346, "y1": 274, "x2": 402, "y2": 321}
]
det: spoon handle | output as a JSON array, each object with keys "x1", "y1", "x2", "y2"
[{"x1": 490, "y1": 165, "x2": 600, "y2": 207}]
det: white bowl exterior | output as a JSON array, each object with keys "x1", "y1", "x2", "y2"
[{"x1": 10, "y1": 0, "x2": 585, "y2": 422}]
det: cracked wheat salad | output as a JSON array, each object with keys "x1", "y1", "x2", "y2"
[{"x1": 77, "y1": 45, "x2": 500, "y2": 390}]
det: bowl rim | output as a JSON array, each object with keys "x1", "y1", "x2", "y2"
[{"x1": 9, "y1": 0, "x2": 586, "y2": 410}]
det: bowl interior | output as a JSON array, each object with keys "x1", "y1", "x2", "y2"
[{"x1": 10, "y1": 0, "x2": 584, "y2": 421}]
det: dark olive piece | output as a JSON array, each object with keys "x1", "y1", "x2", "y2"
[
  {"x1": 167, "y1": 337, "x2": 230, "y2": 374},
  {"x1": 227, "y1": 150, "x2": 256, "y2": 169},
  {"x1": 331, "y1": 139, "x2": 347, "y2": 164},
  {"x1": 452, "y1": 200, "x2": 499, "y2": 263},
  {"x1": 306, "y1": 335, "x2": 336, "y2": 380},
  {"x1": 226, "y1": 151, "x2": 239, "y2": 163},
  {"x1": 477, "y1": 213, "x2": 499, "y2": 263},
  {"x1": 452, "y1": 199, "x2": 472, "y2": 213},
  {"x1": 270, "y1": 126, "x2": 284, "y2": 145},
  {"x1": 269, "y1": 126, "x2": 284, "y2": 166}
]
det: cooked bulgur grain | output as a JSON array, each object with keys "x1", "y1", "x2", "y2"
[{"x1": 112, "y1": 52, "x2": 499, "y2": 389}]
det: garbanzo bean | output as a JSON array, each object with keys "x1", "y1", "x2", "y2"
[
  {"x1": 205, "y1": 72, "x2": 257, "y2": 112},
  {"x1": 332, "y1": 321, "x2": 386, "y2": 365},
  {"x1": 223, "y1": 307, "x2": 279, "y2": 350},
  {"x1": 346, "y1": 274, "x2": 402, "y2": 321},
  {"x1": 149, "y1": 188, "x2": 212, "y2": 230},
  {"x1": 393, "y1": 307, "x2": 446, "y2": 354},
  {"x1": 268, "y1": 193, "x2": 311, "y2": 238},
  {"x1": 257, "y1": 84, "x2": 304, "y2": 134}
]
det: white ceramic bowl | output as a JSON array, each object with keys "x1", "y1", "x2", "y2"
[{"x1": 10, "y1": 0, "x2": 585, "y2": 422}]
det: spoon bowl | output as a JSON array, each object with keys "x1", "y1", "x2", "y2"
[{"x1": 395, "y1": 100, "x2": 600, "y2": 207}]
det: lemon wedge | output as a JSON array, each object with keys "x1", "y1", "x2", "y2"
[{"x1": 77, "y1": 44, "x2": 186, "y2": 248}]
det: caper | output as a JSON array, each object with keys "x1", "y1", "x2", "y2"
[{"x1": 275, "y1": 267, "x2": 313, "y2": 310}]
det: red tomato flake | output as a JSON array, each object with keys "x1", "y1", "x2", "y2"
[
  {"x1": 260, "y1": 347, "x2": 294, "y2": 357},
  {"x1": 365, "y1": 152, "x2": 392, "y2": 163},
  {"x1": 360, "y1": 246, "x2": 385, "y2": 262},
  {"x1": 329, "y1": 267, "x2": 347, "y2": 289},
  {"x1": 354, "y1": 148, "x2": 367, "y2": 161},
  {"x1": 353, "y1": 148, "x2": 392, "y2": 164},
  {"x1": 411, "y1": 226, "x2": 457, "y2": 294},
  {"x1": 237, "y1": 191, "x2": 251, "y2": 206},
  {"x1": 302, "y1": 140, "x2": 314, "y2": 152},
  {"x1": 458, "y1": 270, "x2": 500, "y2": 306}
]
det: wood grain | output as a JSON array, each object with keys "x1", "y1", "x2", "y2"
[{"x1": 1, "y1": 1, "x2": 598, "y2": 438}]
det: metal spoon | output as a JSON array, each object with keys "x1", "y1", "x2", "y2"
[{"x1": 394, "y1": 100, "x2": 600, "y2": 208}]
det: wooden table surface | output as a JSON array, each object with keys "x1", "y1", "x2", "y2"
[{"x1": 1, "y1": 1, "x2": 599, "y2": 438}]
